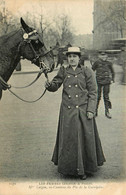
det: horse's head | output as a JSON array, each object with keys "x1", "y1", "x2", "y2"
[{"x1": 19, "y1": 18, "x2": 54, "y2": 72}]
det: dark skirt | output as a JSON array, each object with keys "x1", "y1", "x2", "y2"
[{"x1": 52, "y1": 108, "x2": 106, "y2": 176}]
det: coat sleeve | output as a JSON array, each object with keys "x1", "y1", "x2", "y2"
[
  {"x1": 46, "y1": 66, "x2": 65, "y2": 92},
  {"x1": 84, "y1": 67, "x2": 97, "y2": 114},
  {"x1": 109, "y1": 62, "x2": 115, "y2": 82},
  {"x1": 92, "y1": 61, "x2": 98, "y2": 71}
]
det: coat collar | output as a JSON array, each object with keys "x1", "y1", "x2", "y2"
[{"x1": 66, "y1": 64, "x2": 83, "y2": 75}]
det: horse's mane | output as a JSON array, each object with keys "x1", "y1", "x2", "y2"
[
  {"x1": 0, "y1": 29, "x2": 18, "y2": 41},
  {"x1": 0, "y1": 28, "x2": 23, "y2": 81},
  {"x1": 0, "y1": 29, "x2": 22, "y2": 53}
]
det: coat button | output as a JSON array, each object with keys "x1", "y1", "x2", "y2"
[
  {"x1": 68, "y1": 85, "x2": 71, "y2": 88},
  {"x1": 68, "y1": 106, "x2": 71, "y2": 109},
  {"x1": 75, "y1": 75, "x2": 77, "y2": 77},
  {"x1": 68, "y1": 75, "x2": 70, "y2": 78},
  {"x1": 76, "y1": 105, "x2": 79, "y2": 108},
  {"x1": 75, "y1": 84, "x2": 78, "y2": 87},
  {"x1": 75, "y1": 95, "x2": 78, "y2": 97},
  {"x1": 68, "y1": 95, "x2": 71, "y2": 98}
]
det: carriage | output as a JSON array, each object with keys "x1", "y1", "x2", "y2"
[{"x1": 52, "y1": 43, "x2": 89, "y2": 67}]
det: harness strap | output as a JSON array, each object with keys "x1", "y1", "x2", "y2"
[
  {"x1": 40, "y1": 45, "x2": 58, "y2": 58},
  {"x1": 28, "y1": 41, "x2": 39, "y2": 59}
]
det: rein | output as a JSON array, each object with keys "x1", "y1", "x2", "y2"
[
  {"x1": 8, "y1": 88, "x2": 47, "y2": 103},
  {"x1": 0, "y1": 61, "x2": 49, "y2": 103},
  {"x1": 0, "y1": 70, "x2": 48, "y2": 103},
  {"x1": 11, "y1": 63, "x2": 45, "y2": 89}
]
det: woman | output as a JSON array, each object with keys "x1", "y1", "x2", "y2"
[{"x1": 45, "y1": 47, "x2": 106, "y2": 180}]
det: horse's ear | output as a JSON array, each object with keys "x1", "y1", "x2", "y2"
[{"x1": 20, "y1": 17, "x2": 33, "y2": 33}]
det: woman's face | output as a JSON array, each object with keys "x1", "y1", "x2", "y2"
[{"x1": 67, "y1": 53, "x2": 80, "y2": 66}]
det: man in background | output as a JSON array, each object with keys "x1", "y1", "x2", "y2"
[{"x1": 92, "y1": 51, "x2": 115, "y2": 119}]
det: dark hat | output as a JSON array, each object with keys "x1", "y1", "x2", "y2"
[{"x1": 98, "y1": 50, "x2": 107, "y2": 55}]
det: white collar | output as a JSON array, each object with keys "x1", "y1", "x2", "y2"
[{"x1": 72, "y1": 66, "x2": 77, "y2": 71}]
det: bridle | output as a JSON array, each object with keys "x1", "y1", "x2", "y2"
[
  {"x1": 18, "y1": 29, "x2": 45, "y2": 64},
  {"x1": 0, "y1": 28, "x2": 55, "y2": 103},
  {"x1": 18, "y1": 29, "x2": 54, "y2": 66}
]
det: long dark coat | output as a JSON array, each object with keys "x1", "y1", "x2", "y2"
[{"x1": 47, "y1": 64, "x2": 106, "y2": 176}]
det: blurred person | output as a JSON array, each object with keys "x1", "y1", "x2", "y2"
[
  {"x1": 92, "y1": 51, "x2": 115, "y2": 119},
  {"x1": 45, "y1": 47, "x2": 106, "y2": 180}
]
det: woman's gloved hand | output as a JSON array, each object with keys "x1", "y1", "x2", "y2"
[
  {"x1": 87, "y1": 112, "x2": 94, "y2": 119},
  {"x1": 111, "y1": 79, "x2": 115, "y2": 84},
  {"x1": 45, "y1": 80, "x2": 51, "y2": 89}
]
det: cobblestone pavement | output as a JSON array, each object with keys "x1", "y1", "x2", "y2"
[{"x1": 0, "y1": 63, "x2": 126, "y2": 183}]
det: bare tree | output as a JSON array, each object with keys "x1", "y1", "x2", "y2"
[
  {"x1": 43, "y1": 28, "x2": 60, "y2": 48},
  {"x1": 26, "y1": 10, "x2": 74, "y2": 48},
  {"x1": 0, "y1": 0, "x2": 18, "y2": 36},
  {"x1": 28, "y1": 1, "x2": 53, "y2": 41},
  {"x1": 108, "y1": 0, "x2": 126, "y2": 37},
  {"x1": 54, "y1": 14, "x2": 74, "y2": 46},
  {"x1": 16, "y1": 2, "x2": 74, "y2": 48},
  {"x1": 94, "y1": 0, "x2": 126, "y2": 38}
]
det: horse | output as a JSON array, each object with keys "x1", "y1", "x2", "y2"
[{"x1": 0, "y1": 18, "x2": 54, "y2": 99}]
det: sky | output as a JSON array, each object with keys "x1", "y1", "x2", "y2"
[{"x1": 5, "y1": 0, "x2": 94, "y2": 35}]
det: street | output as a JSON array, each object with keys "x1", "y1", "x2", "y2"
[{"x1": 0, "y1": 62, "x2": 126, "y2": 183}]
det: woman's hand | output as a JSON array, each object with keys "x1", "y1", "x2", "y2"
[
  {"x1": 45, "y1": 80, "x2": 51, "y2": 89},
  {"x1": 87, "y1": 112, "x2": 94, "y2": 119},
  {"x1": 111, "y1": 80, "x2": 115, "y2": 84}
]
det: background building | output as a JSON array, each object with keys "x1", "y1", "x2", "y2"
[{"x1": 93, "y1": 0, "x2": 126, "y2": 50}]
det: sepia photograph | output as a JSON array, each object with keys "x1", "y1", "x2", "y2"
[{"x1": 0, "y1": 0, "x2": 126, "y2": 194}]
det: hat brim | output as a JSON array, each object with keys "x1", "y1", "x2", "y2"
[
  {"x1": 99, "y1": 53, "x2": 107, "y2": 56},
  {"x1": 66, "y1": 51, "x2": 81, "y2": 56}
]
